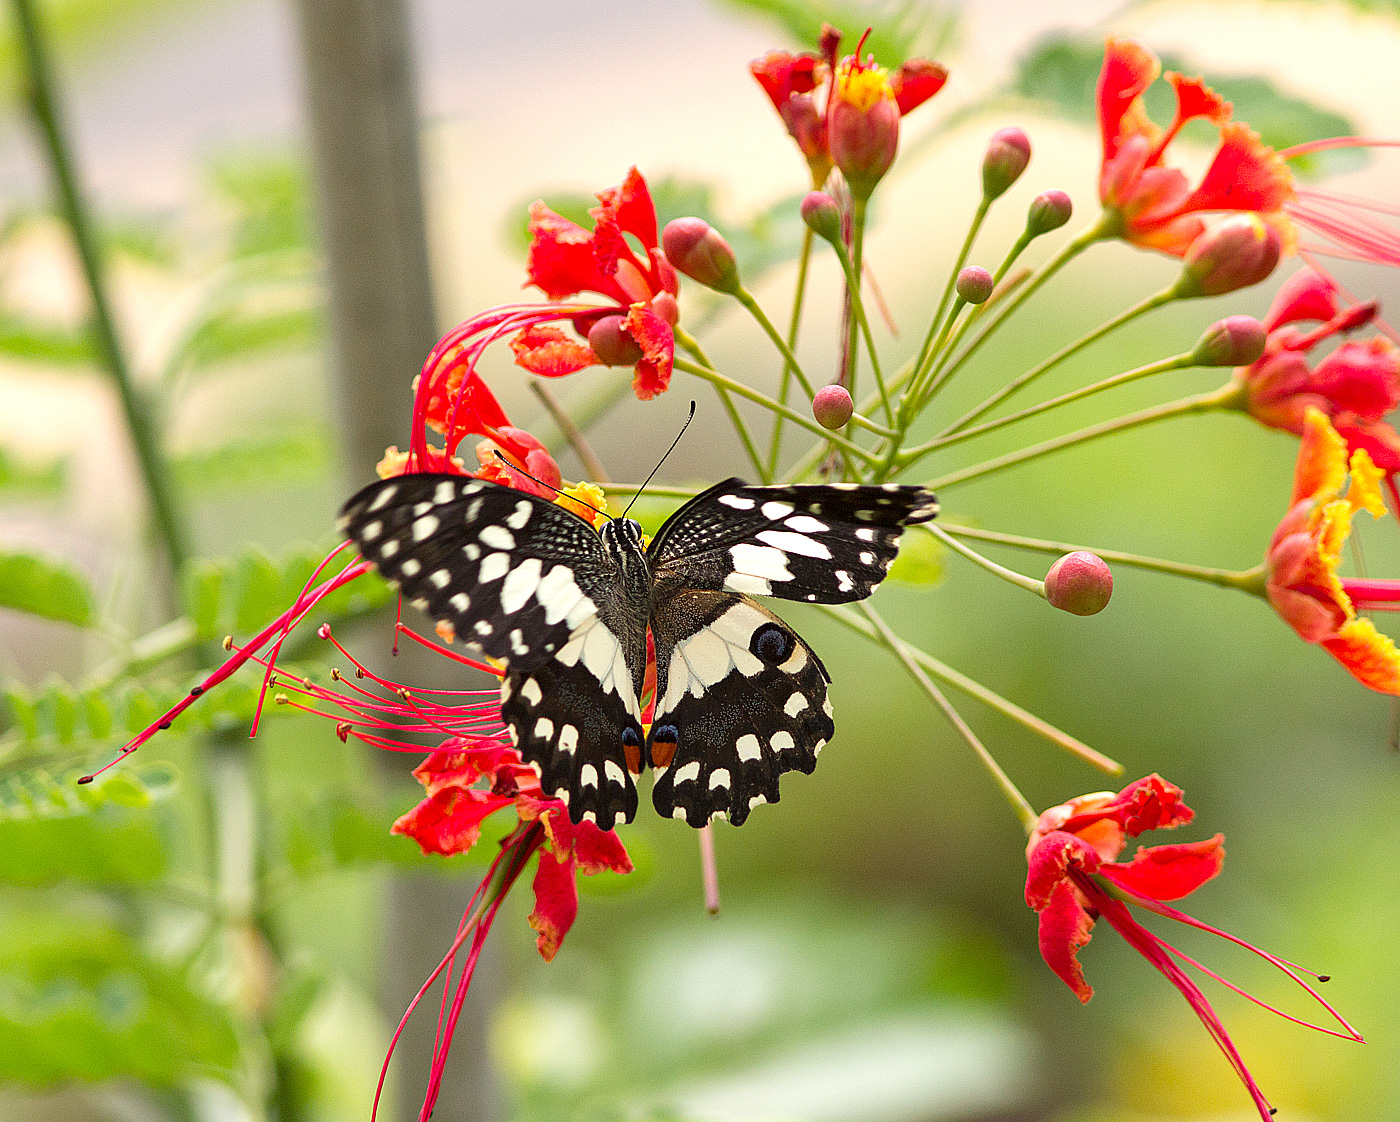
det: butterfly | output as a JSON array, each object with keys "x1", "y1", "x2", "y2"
[{"x1": 338, "y1": 474, "x2": 937, "y2": 831}]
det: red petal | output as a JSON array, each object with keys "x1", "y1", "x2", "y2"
[
  {"x1": 622, "y1": 306, "x2": 674, "y2": 401},
  {"x1": 750, "y1": 51, "x2": 822, "y2": 111},
  {"x1": 570, "y1": 820, "x2": 633, "y2": 875},
  {"x1": 528, "y1": 848, "x2": 579, "y2": 962},
  {"x1": 1100, "y1": 835, "x2": 1226, "y2": 901},
  {"x1": 474, "y1": 434, "x2": 563, "y2": 500},
  {"x1": 1311, "y1": 338, "x2": 1400, "y2": 421},
  {"x1": 1167, "y1": 72, "x2": 1230, "y2": 127},
  {"x1": 1179, "y1": 122, "x2": 1295, "y2": 217},
  {"x1": 1335, "y1": 416, "x2": 1400, "y2": 474},
  {"x1": 526, "y1": 201, "x2": 619, "y2": 301},
  {"x1": 391, "y1": 787, "x2": 512, "y2": 857},
  {"x1": 1057, "y1": 773, "x2": 1193, "y2": 839},
  {"x1": 1097, "y1": 37, "x2": 1161, "y2": 162},
  {"x1": 424, "y1": 364, "x2": 514, "y2": 452},
  {"x1": 593, "y1": 168, "x2": 659, "y2": 266},
  {"x1": 411, "y1": 742, "x2": 522, "y2": 797},
  {"x1": 509, "y1": 324, "x2": 599, "y2": 377},
  {"x1": 1037, "y1": 878, "x2": 1097, "y2": 1002},
  {"x1": 891, "y1": 59, "x2": 948, "y2": 115},
  {"x1": 1266, "y1": 268, "x2": 1341, "y2": 330},
  {"x1": 1025, "y1": 830, "x2": 1101, "y2": 910}
]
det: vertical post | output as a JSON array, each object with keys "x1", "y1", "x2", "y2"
[{"x1": 292, "y1": 4, "x2": 495, "y2": 1121}]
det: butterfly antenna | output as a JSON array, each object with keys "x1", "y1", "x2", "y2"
[
  {"x1": 622, "y1": 400, "x2": 696, "y2": 518},
  {"x1": 491, "y1": 452, "x2": 610, "y2": 519}
]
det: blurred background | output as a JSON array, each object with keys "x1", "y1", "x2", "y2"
[{"x1": 1, "y1": 1, "x2": 1399, "y2": 1120}]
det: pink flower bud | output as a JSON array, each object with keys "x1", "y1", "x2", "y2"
[
  {"x1": 587, "y1": 315, "x2": 643, "y2": 366},
  {"x1": 829, "y1": 70, "x2": 899, "y2": 200},
  {"x1": 650, "y1": 292, "x2": 680, "y2": 327},
  {"x1": 1174, "y1": 214, "x2": 1282, "y2": 299},
  {"x1": 1193, "y1": 315, "x2": 1267, "y2": 367},
  {"x1": 956, "y1": 266, "x2": 994, "y2": 304},
  {"x1": 662, "y1": 218, "x2": 741, "y2": 295},
  {"x1": 800, "y1": 191, "x2": 843, "y2": 243},
  {"x1": 982, "y1": 127, "x2": 1031, "y2": 200},
  {"x1": 1026, "y1": 190, "x2": 1072, "y2": 238},
  {"x1": 812, "y1": 384, "x2": 854, "y2": 429},
  {"x1": 1045, "y1": 551, "x2": 1113, "y2": 615}
]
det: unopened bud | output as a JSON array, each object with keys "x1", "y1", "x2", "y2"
[
  {"x1": 982, "y1": 127, "x2": 1031, "y2": 200},
  {"x1": 812, "y1": 384, "x2": 854, "y2": 429},
  {"x1": 1026, "y1": 190, "x2": 1073, "y2": 238},
  {"x1": 662, "y1": 218, "x2": 741, "y2": 295},
  {"x1": 801, "y1": 191, "x2": 843, "y2": 243},
  {"x1": 587, "y1": 315, "x2": 643, "y2": 366},
  {"x1": 1045, "y1": 551, "x2": 1112, "y2": 616},
  {"x1": 956, "y1": 266, "x2": 994, "y2": 305},
  {"x1": 650, "y1": 291, "x2": 680, "y2": 327},
  {"x1": 1175, "y1": 214, "x2": 1282, "y2": 299},
  {"x1": 830, "y1": 87, "x2": 900, "y2": 200},
  {"x1": 1193, "y1": 315, "x2": 1267, "y2": 367}
]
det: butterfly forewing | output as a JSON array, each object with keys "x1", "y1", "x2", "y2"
[
  {"x1": 647, "y1": 590, "x2": 833, "y2": 826},
  {"x1": 647, "y1": 479, "x2": 939, "y2": 603}
]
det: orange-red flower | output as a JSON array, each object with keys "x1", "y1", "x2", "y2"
[
  {"x1": 1097, "y1": 36, "x2": 1295, "y2": 255},
  {"x1": 750, "y1": 26, "x2": 947, "y2": 190},
  {"x1": 1027, "y1": 774, "x2": 1360, "y2": 1122},
  {"x1": 1265, "y1": 408, "x2": 1400, "y2": 693},
  {"x1": 1235, "y1": 268, "x2": 1400, "y2": 501}
]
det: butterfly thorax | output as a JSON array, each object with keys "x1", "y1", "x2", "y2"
[{"x1": 597, "y1": 517, "x2": 652, "y2": 692}]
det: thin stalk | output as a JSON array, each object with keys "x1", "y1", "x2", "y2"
[
  {"x1": 905, "y1": 196, "x2": 991, "y2": 409},
  {"x1": 673, "y1": 327, "x2": 769, "y2": 482},
  {"x1": 916, "y1": 218, "x2": 1112, "y2": 411},
  {"x1": 940, "y1": 524, "x2": 1268, "y2": 594},
  {"x1": 766, "y1": 226, "x2": 815, "y2": 476},
  {"x1": 601, "y1": 482, "x2": 701, "y2": 501},
  {"x1": 912, "y1": 263, "x2": 1034, "y2": 410},
  {"x1": 925, "y1": 523, "x2": 1046, "y2": 598},
  {"x1": 529, "y1": 379, "x2": 609, "y2": 482},
  {"x1": 671, "y1": 353, "x2": 880, "y2": 465},
  {"x1": 823, "y1": 604, "x2": 1121, "y2": 774},
  {"x1": 858, "y1": 603, "x2": 1036, "y2": 830},
  {"x1": 842, "y1": 198, "x2": 868, "y2": 407},
  {"x1": 935, "y1": 285, "x2": 1179, "y2": 438},
  {"x1": 904, "y1": 351, "x2": 1197, "y2": 459},
  {"x1": 923, "y1": 383, "x2": 1244, "y2": 490},
  {"x1": 13, "y1": 0, "x2": 190, "y2": 573},
  {"x1": 825, "y1": 230, "x2": 894, "y2": 424},
  {"x1": 736, "y1": 287, "x2": 816, "y2": 401}
]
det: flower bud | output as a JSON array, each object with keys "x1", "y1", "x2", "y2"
[
  {"x1": 800, "y1": 191, "x2": 843, "y2": 244},
  {"x1": 982, "y1": 127, "x2": 1031, "y2": 200},
  {"x1": 1192, "y1": 315, "x2": 1267, "y2": 367},
  {"x1": 812, "y1": 384, "x2": 854, "y2": 429},
  {"x1": 1026, "y1": 190, "x2": 1072, "y2": 238},
  {"x1": 587, "y1": 315, "x2": 643, "y2": 366},
  {"x1": 1045, "y1": 551, "x2": 1113, "y2": 616},
  {"x1": 1174, "y1": 214, "x2": 1282, "y2": 299},
  {"x1": 662, "y1": 217, "x2": 741, "y2": 295},
  {"x1": 956, "y1": 266, "x2": 994, "y2": 305},
  {"x1": 829, "y1": 69, "x2": 899, "y2": 200},
  {"x1": 649, "y1": 291, "x2": 680, "y2": 327}
]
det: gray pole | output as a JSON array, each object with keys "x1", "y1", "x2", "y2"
[{"x1": 291, "y1": 3, "x2": 497, "y2": 1120}]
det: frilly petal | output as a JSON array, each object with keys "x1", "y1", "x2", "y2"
[
  {"x1": 1266, "y1": 268, "x2": 1341, "y2": 330},
  {"x1": 1037, "y1": 878, "x2": 1097, "y2": 1002},
  {"x1": 1100, "y1": 835, "x2": 1226, "y2": 901},
  {"x1": 623, "y1": 306, "x2": 675, "y2": 400},
  {"x1": 1097, "y1": 37, "x2": 1161, "y2": 162},
  {"x1": 509, "y1": 324, "x2": 599, "y2": 378},
  {"x1": 1321, "y1": 617, "x2": 1400, "y2": 694},
  {"x1": 1292, "y1": 408, "x2": 1350, "y2": 506},
  {"x1": 1025, "y1": 830, "x2": 1101, "y2": 910},
  {"x1": 528, "y1": 848, "x2": 579, "y2": 962},
  {"x1": 392, "y1": 788, "x2": 513, "y2": 857}
]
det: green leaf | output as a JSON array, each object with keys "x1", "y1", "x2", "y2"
[
  {"x1": 0, "y1": 550, "x2": 96, "y2": 626},
  {"x1": 714, "y1": 0, "x2": 956, "y2": 66},
  {"x1": 0, "y1": 444, "x2": 67, "y2": 497},
  {"x1": 1011, "y1": 35, "x2": 1364, "y2": 179},
  {"x1": 206, "y1": 151, "x2": 314, "y2": 260},
  {"x1": 0, "y1": 310, "x2": 95, "y2": 367},
  {"x1": 0, "y1": 906, "x2": 239, "y2": 1085},
  {"x1": 173, "y1": 425, "x2": 333, "y2": 496},
  {"x1": 886, "y1": 525, "x2": 944, "y2": 585}
]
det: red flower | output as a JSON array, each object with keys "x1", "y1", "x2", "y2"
[
  {"x1": 1265, "y1": 408, "x2": 1400, "y2": 693},
  {"x1": 523, "y1": 167, "x2": 679, "y2": 400},
  {"x1": 1235, "y1": 268, "x2": 1400, "y2": 498},
  {"x1": 750, "y1": 26, "x2": 946, "y2": 190},
  {"x1": 1027, "y1": 775, "x2": 1360, "y2": 1122},
  {"x1": 1097, "y1": 36, "x2": 1295, "y2": 255}
]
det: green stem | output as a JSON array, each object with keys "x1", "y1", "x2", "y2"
[
  {"x1": 12, "y1": 0, "x2": 190, "y2": 574},
  {"x1": 671, "y1": 354, "x2": 880, "y2": 465},
  {"x1": 917, "y1": 217, "x2": 1112, "y2": 413},
  {"x1": 826, "y1": 229, "x2": 893, "y2": 425},
  {"x1": 767, "y1": 226, "x2": 815, "y2": 476},
  {"x1": 923, "y1": 383, "x2": 1242, "y2": 490},
  {"x1": 904, "y1": 351, "x2": 1197, "y2": 460},
  {"x1": 925, "y1": 523, "x2": 1046, "y2": 597},
  {"x1": 939, "y1": 523, "x2": 1268, "y2": 594},
  {"x1": 737, "y1": 286, "x2": 816, "y2": 401},
  {"x1": 823, "y1": 604, "x2": 1122, "y2": 774},
  {"x1": 673, "y1": 327, "x2": 770, "y2": 482},
  {"x1": 857, "y1": 603, "x2": 1037, "y2": 830},
  {"x1": 935, "y1": 285, "x2": 1179, "y2": 438},
  {"x1": 843, "y1": 198, "x2": 867, "y2": 409}
]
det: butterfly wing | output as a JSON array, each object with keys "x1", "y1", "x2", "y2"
[
  {"x1": 338, "y1": 473, "x2": 643, "y2": 828},
  {"x1": 648, "y1": 590, "x2": 833, "y2": 826},
  {"x1": 647, "y1": 479, "x2": 938, "y2": 603}
]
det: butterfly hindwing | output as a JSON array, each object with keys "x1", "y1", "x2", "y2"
[
  {"x1": 647, "y1": 479, "x2": 939, "y2": 604},
  {"x1": 648, "y1": 590, "x2": 833, "y2": 827},
  {"x1": 338, "y1": 473, "x2": 613, "y2": 671}
]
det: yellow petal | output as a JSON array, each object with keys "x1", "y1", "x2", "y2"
[
  {"x1": 1293, "y1": 407, "x2": 1349, "y2": 506},
  {"x1": 556, "y1": 481, "x2": 610, "y2": 529},
  {"x1": 1316, "y1": 500, "x2": 1357, "y2": 619},
  {"x1": 1348, "y1": 448, "x2": 1388, "y2": 519},
  {"x1": 1322, "y1": 617, "x2": 1400, "y2": 695}
]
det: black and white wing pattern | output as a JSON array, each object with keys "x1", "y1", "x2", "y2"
[
  {"x1": 338, "y1": 474, "x2": 643, "y2": 830},
  {"x1": 648, "y1": 590, "x2": 832, "y2": 826},
  {"x1": 647, "y1": 478, "x2": 939, "y2": 603},
  {"x1": 642, "y1": 479, "x2": 937, "y2": 825}
]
